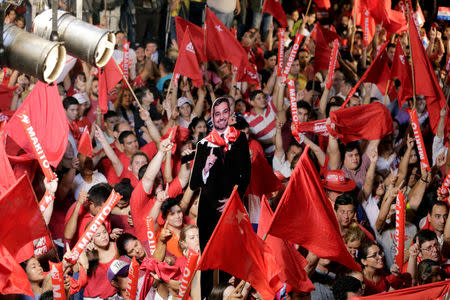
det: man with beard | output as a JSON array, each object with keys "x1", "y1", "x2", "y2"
[{"x1": 189, "y1": 97, "x2": 251, "y2": 297}]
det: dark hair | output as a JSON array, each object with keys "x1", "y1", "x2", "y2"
[
  {"x1": 332, "y1": 276, "x2": 362, "y2": 300},
  {"x1": 188, "y1": 116, "x2": 207, "y2": 133},
  {"x1": 358, "y1": 241, "x2": 380, "y2": 262},
  {"x1": 249, "y1": 90, "x2": 265, "y2": 102},
  {"x1": 114, "y1": 178, "x2": 133, "y2": 203},
  {"x1": 415, "y1": 229, "x2": 438, "y2": 248},
  {"x1": 305, "y1": 80, "x2": 322, "y2": 93},
  {"x1": 104, "y1": 110, "x2": 119, "y2": 121},
  {"x1": 428, "y1": 200, "x2": 448, "y2": 216},
  {"x1": 160, "y1": 57, "x2": 174, "y2": 73},
  {"x1": 38, "y1": 290, "x2": 55, "y2": 300},
  {"x1": 134, "y1": 87, "x2": 149, "y2": 103},
  {"x1": 326, "y1": 98, "x2": 344, "y2": 117},
  {"x1": 387, "y1": 43, "x2": 396, "y2": 51},
  {"x1": 334, "y1": 193, "x2": 357, "y2": 211},
  {"x1": 208, "y1": 283, "x2": 232, "y2": 300},
  {"x1": 340, "y1": 141, "x2": 361, "y2": 162},
  {"x1": 297, "y1": 100, "x2": 312, "y2": 113},
  {"x1": 232, "y1": 116, "x2": 250, "y2": 130},
  {"x1": 138, "y1": 164, "x2": 148, "y2": 180},
  {"x1": 212, "y1": 97, "x2": 230, "y2": 114},
  {"x1": 116, "y1": 233, "x2": 139, "y2": 257},
  {"x1": 88, "y1": 183, "x2": 112, "y2": 206},
  {"x1": 161, "y1": 198, "x2": 181, "y2": 219},
  {"x1": 263, "y1": 50, "x2": 276, "y2": 60},
  {"x1": 119, "y1": 131, "x2": 135, "y2": 144},
  {"x1": 63, "y1": 97, "x2": 79, "y2": 110},
  {"x1": 418, "y1": 259, "x2": 441, "y2": 285}
]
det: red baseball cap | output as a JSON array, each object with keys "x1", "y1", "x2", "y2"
[{"x1": 322, "y1": 169, "x2": 356, "y2": 192}]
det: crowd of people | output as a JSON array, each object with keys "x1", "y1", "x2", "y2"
[{"x1": 2, "y1": 0, "x2": 450, "y2": 299}]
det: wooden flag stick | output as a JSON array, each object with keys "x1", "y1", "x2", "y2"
[{"x1": 111, "y1": 59, "x2": 144, "y2": 111}]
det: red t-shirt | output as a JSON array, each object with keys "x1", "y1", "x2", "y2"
[
  {"x1": 83, "y1": 254, "x2": 117, "y2": 298},
  {"x1": 74, "y1": 116, "x2": 91, "y2": 135},
  {"x1": 130, "y1": 179, "x2": 183, "y2": 242}
]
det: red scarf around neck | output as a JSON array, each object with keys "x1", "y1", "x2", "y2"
[{"x1": 205, "y1": 127, "x2": 240, "y2": 151}]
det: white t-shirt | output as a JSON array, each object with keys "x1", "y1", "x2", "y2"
[
  {"x1": 272, "y1": 152, "x2": 292, "y2": 178},
  {"x1": 72, "y1": 171, "x2": 108, "y2": 200},
  {"x1": 207, "y1": 0, "x2": 236, "y2": 13}
]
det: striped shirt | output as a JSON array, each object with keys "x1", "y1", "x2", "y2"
[{"x1": 244, "y1": 97, "x2": 276, "y2": 155}]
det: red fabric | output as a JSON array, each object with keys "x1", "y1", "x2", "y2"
[
  {"x1": 177, "y1": 249, "x2": 200, "y2": 300},
  {"x1": 310, "y1": 24, "x2": 340, "y2": 73},
  {"x1": 0, "y1": 174, "x2": 48, "y2": 264},
  {"x1": 140, "y1": 258, "x2": 183, "y2": 299},
  {"x1": 390, "y1": 41, "x2": 413, "y2": 107},
  {"x1": 247, "y1": 141, "x2": 283, "y2": 197},
  {"x1": 205, "y1": 8, "x2": 249, "y2": 79},
  {"x1": 175, "y1": 17, "x2": 207, "y2": 62},
  {"x1": 5, "y1": 82, "x2": 69, "y2": 167},
  {"x1": 0, "y1": 134, "x2": 15, "y2": 196},
  {"x1": 326, "y1": 39, "x2": 340, "y2": 89},
  {"x1": 196, "y1": 187, "x2": 284, "y2": 299},
  {"x1": 49, "y1": 262, "x2": 65, "y2": 300},
  {"x1": 394, "y1": 191, "x2": 406, "y2": 269},
  {"x1": 352, "y1": 278, "x2": 450, "y2": 299},
  {"x1": 258, "y1": 196, "x2": 314, "y2": 293},
  {"x1": 83, "y1": 257, "x2": 117, "y2": 298},
  {"x1": 408, "y1": 109, "x2": 431, "y2": 171},
  {"x1": 125, "y1": 257, "x2": 139, "y2": 300},
  {"x1": 352, "y1": 1, "x2": 376, "y2": 46},
  {"x1": 161, "y1": 126, "x2": 190, "y2": 155},
  {"x1": 267, "y1": 147, "x2": 361, "y2": 271},
  {"x1": 262, "y1": 0, "x2": 288, "y2": 28},
  {"x1": 99, "y1": 58, "x2": 122, "y2": 114},
  {"x1": 341, "y1": 42, "x2": 391, "y2": 107},
  {"x1": 204, "y1": 127, "x2": 240, "y2": 150},
  {"x1": 0, "y1": 245, "x2": 34, "y2": 296},
  {"x1": 0, "y1": 85, "x2": 16, "y2": 112},
  {"x1": 78, "y1": 127, "x2": 94, "y2": 157},
  {"x1": 329, "y1": 102, "x2": 393, "y2": 144},
  {"x1": 313, "y1": 0, "x2": 330, "y2": 9},
  {"x1": 174, "y1": 26, "x2": 204, "y2": 88},
  {"x1": 407, "y1": 8, "x2": 446, "y2": 134}
]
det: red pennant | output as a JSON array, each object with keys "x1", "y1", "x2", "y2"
[
  {"x1": 282, "y1": 33, "x2": 304, "y2": 84},
  {"x1": 268, "y1": 148, "x2": 361, "y2": 271},
  {"x1": 262, "y1": 0, "x2": 288, "y2": 28},
  {"x1": 175, "y1": 17, "x2": 207, "y2": 62},
  {"x1": 310, "y1": 24, "x2": 340, "y2": 74},
  {"x1": 145, "y1": 217, "x2": 157, "y2": 255},
  {"x1": 390, "y1": 41, "x2": 413, "y2": 107},
  {"x1": 49, "y1": 262, "x2": 65, "y2": 300},
  {"x1": 439, "y1": 171, "x2": 450, "y2": 197},
  {"x1": 5, "y1": 82, "x2": 69, "y2": 168},
  {"x1": 196, "y1": 187, "x2": 284, "y2": 299},
  {"x1": 67, "y1": 190, "x2": 122, "y2": 264},
  {"x1": 277, "y1": 28, "x2": 285, "y2": 76},
  {"x1": 326, "y1": 39, "x2": 339, "y2": 89},
  {"x1": 173, "y1": 26, "x2": 204, "y2": 88},
  {"x1": 98, "y1": 58, "x2": 123, "y2": 114},
  {"x1": 78, "y1": 127, "x2": 94, "y2": 157},
  {"x1": 125, "y1": 257, "x2": 139, "y2": 300},
  {"x1": 408, "y1": 109, "x2": 431, "y2": 171},
  {"x1": 258, "y1": 196, "x2": 314, "y2": 293},
  {"x1": 177, "y1": 249, "x2": 200, "y2": 300},
  {"x1": 394, "y1": 191, "x2": 406, "y2": 269}
]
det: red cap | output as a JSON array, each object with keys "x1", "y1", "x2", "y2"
[{"x1": 322, "y1": 169, "x2": 356, "y2": 192}]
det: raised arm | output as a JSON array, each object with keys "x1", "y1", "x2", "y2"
[
  {"x1": 94, "y1": 124, "x2": 123, "y2": 177},
  {"x1": 193, "y1": 86, "x2": 207, "y2": 117},
  {"x1": 395, "y1": 134, "x2": 414, "y2": 188},
  {"x1": 41, "y1": 177, "x2": 58, "y2": 225},
  {"x1": 362, "y1": 146, "x2": 378, "y2": 199},
  {"x1": 327, "y1": 127, "x2": 341, "y2": 170},
  {"x1": 140, "y1": 108, "x2": 162, "y2": 149}
]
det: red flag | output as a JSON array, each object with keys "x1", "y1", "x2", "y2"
[
  {"x1": 394, "y1": 190, "x2": 406, "y2": 269},
  {"x1": 173, "y1": 26, "x2": 203, "y2": 88},
  {"x1": 329, "y1": 102, "x2": 393, "y2": 144},
  {"x1": 196, "y1": 187, "x2": 283, "y2": 299},
  {"x1": 262, "y1": 0, "x2": 288, "y2": 28},
  {"x1": 78, "y1": 127, "x2": 94, "y2": 157},
  {"x1": 341, "y1": 42, "x2": 391, "y2": 107},
  {"x1": 175, "y1": 17, "x2": 207, "y2": 62},
  {"x1": 178, "y1": 249, "x2": 200, "y2": 300},
  {"x1": 258, "y1": 197, "x2": 314, "y2": 293},
  {"x1": 352, "y1": 278, "x2": 450, "y2": 299},
  {"x1": 310, "y1": 24, "x2": 340, "y2": 74},
  {"x1": 125, "y1": 257, "x2": 139, "y2": 300},
  {"x1": 0, "y1": 134, "x2": 15, "y2": 195},
  {"x1": 205, "y1": 9, "x2": 248, "y2": 72},
  {"x1": 326, "y1": 39, "x2": 339, "y2": 89},
  {"x1": 161, "y1": 126, "x2": 190, "y2": 155},
  {"x1": 49, "y1": 262, "x2": 65, "y2": 300},
  {"x1": 0, "y1": 245, "x2": 34, "y2": 296},
  {"x1": 408, "y1": 109, "x2": 431, "y2": 171},
  {"x1": 0, "y1": 174, "x2": 48, "y2": 263},
  {"x1": 99, "y1": 58, "x2": 123, "y2": 114},
  {"x1": 313, "y1": 0, "x2": 330, "y2": 9},
  {"x1": 267, "y1": 148, "x2": 361, "y2": 271},
  {"x1": 0, "y1": 85, "x2": 16, "y2": 112},
  {"x1": 390, "y1": 41, "x2": 413, "y2": 107},
  {"x1": 408, "y1": 7, "x2": 446, "y2": 134},
  {"x1": 5, "y1": 82, "x2": 69, "y2": 167}
]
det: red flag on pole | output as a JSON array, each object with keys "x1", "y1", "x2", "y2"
[
  {"x1": 390, "y1": 41, "x2": 413, "y2": 107},
  {"x1": 98, "y1": 58, "x2": 123, "y2": 114},
  {"x1": 175, "y1": 17, "x2": 207, "y2": 62},
  {"x1": 313, "y1": 0, "x2": 330, "y2": 9},
  {"x1": 78, "y1": 127, "x2": 94, "y2": 157},
  {"x1": 258, "y1": 196, "x2": 314, "y2": 293},
  {"x1": 262, "y1": 0, "x2": 288, "y2": 28},
  {"x1": 394, "y1": 190, "x2": 406, "y2": 269},
  {"x1": 173, "y1": 26, "x2": 204, "y2": 88},
  {"x1": 5, "y1": 82, "x2": 69, "y2": 167},
  {"x1": 407, "y1": 5, "x2": 446, "y2": 134},
  {"x1": 196, "y1": 187, "x2": 284, "y2": 299},
  {"x1": 0, "y1": 245, "x2": 34, "y2": 296},
  {"x1": 310, "y1": 24, "x2": 340, "y2": 74},
  {"x1": 267, "y1": 148, "x2": 361, "y2": 271}
]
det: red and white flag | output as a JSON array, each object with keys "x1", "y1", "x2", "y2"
[
  {"x1": 394, "y1": 190, "x2": 406, "y2": 268},
  {"x1": 173, "y1": 26, "x2": 203, "y2": 88}
]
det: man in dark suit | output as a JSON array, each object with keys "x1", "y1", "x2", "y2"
[{"x1": 189, "y1": 97, "x2": 251, "y2": 297}]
